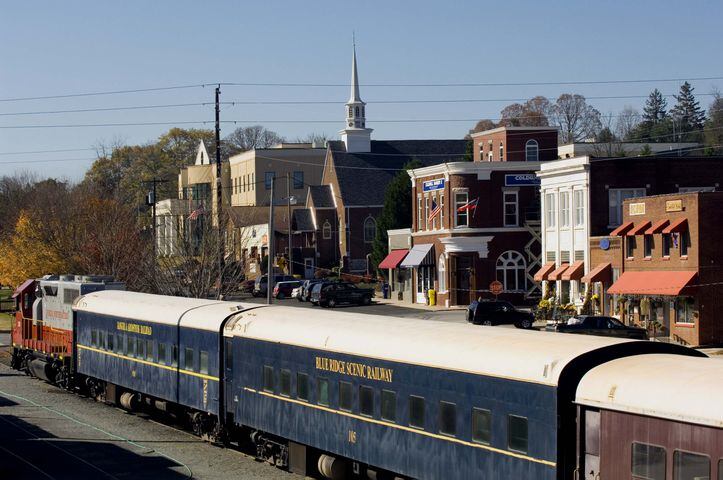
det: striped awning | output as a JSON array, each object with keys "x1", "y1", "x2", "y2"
[{"x1": 399, "y1": 244, "x2": 435, "y2": 268}]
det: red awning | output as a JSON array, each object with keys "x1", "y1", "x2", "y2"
[
  {"x1": 582, "y1": 263, "x2": 612, "y2": 284},
  {"x1": 562, "y1": 261, "x2": 585, "y2": 281},
  {"x1": 548, "y1": 263, "x2": 570, "y2": 281},
  {"x1": 378, "y1": 249, "x2": 409, "y2": 269},
  {"x1": 533, "y1": 261, "x2": 556, "y2": 282},
  {"x1": 607, "y1": 270, "x2": 698, "y2": 296},
  {"x1": 646, "y1": 219, "x2": 670, "y2": 234},
  {"x1": 627, "y1": 220, "x2": 652, "y2": 236},
  {"x1": 610, "y1": 220, "x2": 635, "y2": 237},
  {"x1": 662, "y1": 218, "x2": 688, "y2": 234}
]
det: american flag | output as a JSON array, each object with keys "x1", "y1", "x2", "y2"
[
  {"x1": 428, "y1": 198, "x2": 441, "y2": 223},
  {"x1": 456, "y1": 197, "x2": 479, "y2": 212},
  {"x1": 188, "y1": 204, "x2": 205, "y2": 220}
]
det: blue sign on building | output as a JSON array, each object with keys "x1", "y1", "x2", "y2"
[
  {"x1": 422, "y1": 178, "x2": 445, "y2": 192},
  {"x1": 504, "y1": 174, "x2": 540, "y2": 186}
]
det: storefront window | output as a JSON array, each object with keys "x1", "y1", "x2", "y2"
[
  {"x1": 676, "y1": 298, "x2": 695, "y2": 324},
  {"x1": 662, "y1": 234, "x2": 671, "y2": 257},
  {"x1": 496, "y1": 251, "x2": 526, "y2": 292},
  {"x1": 455, "y1": 192, "x2": 469, "y2": 227}
]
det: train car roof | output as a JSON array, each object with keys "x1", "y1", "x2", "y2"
[
  {"x1": 575, "y1": 354, "x2": 723, "y2": 427},
  {"x1": 74, "y1": 290, "x2": 255, "y2": 332},
  {"x1": 223, "y1": 306, "x2": 664, "y2": 386}
]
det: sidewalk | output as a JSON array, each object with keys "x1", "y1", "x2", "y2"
[{"x1": 374, "y1": 296, "x2": 467, "y2": 311}]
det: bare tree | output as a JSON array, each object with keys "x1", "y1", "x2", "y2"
[
  {"x1": 499, "y1": 96, "x2": 551, "y2": 127},
  {"x1": 466, "y1": 119, "x2": 497, "y2": 138},
  {"x1": 295, "y1": 132, "x2": 332, "y2": 147},
  {"x1": 552, "y1": 94, "x2": 603, "y2": 143},
  {"x1": 224, "y1": 126, "x2": 285, "y2": 155},
  {"x1": 616, "y1": 106, "x2": 641, "y2": 141}
]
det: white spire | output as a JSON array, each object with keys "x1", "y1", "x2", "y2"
[
  {"x1": 349, "y1": 40, "x2": 362, "y2": 103},
  {"x1": 340, "y1": 37, "x2": 372, "y2": 153}
]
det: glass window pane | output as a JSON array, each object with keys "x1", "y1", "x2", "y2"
[
  {"x1": 718, "y1": 459, "x2": 722, "y2": 480},
  {"x1": 172, "y1": 345, "x2": 178, "y2": 367},
  {"x1": 184, "y1": 347, "x2": 194, "y2": 371},
  {"x1": 360, "y1": 386, "x2": 374, "y2": 417},
  {"x1": 146, "y1": 339, "x2": 154, "y2": 361},
  {"x1": 339, "y1": 381, "x2": 353, "y2": 412},
  {"x1": 674, "y1": 450, "x2": 709, "y2": 480},
  {"x1": 632, "y1": 442, "x2": 666, "y2": 480},
  {"x1": 280, "y1": 369, "x2": 291, "y2": 397},
  {"x1": 508, "y1": 415, "x2": 528, "y2": 453},
  {"x1": 472, "y1": 408, "x2": 491, "y2": 444},
  {"x1": 128, "y1": 336, "x2": 136, "y2": 357},
  {"x1": 137, "y1": 338, "x2": 145, "y2": 360},
  {"x1": 107, "y1": 333, "x2": 114, "y2": 352},
  {"x1": 158, "y1": 343, "x2": 167, "y2": 365},
  {"x1": 317, "y1": 378, "x2": 329, "y2": 406},
  {"x1": 381, "y1": 390, "x2": 396, "y2": 422},
  {"x1": 297, "y1": 373, "x2": 309, "y2": 401},
  {"x1": 439, "y1": 401, "x2": 457, "y2": 436},
  {"x1": 263, "y1": 366, "x2": 274, "y2": 392},
  {"x1": 409, "y1": 395, "x2": 425, "y2": 429},
  {"x1": 91, "y1": 330, "x2": 97, "y2": 347},
  {"x1": 200, "y1": 351, "x2": 209, "y2": 375}
]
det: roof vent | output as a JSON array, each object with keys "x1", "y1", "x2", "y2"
[{"x1": 608, "y1": 385, "x2": 617, "y2": 400}]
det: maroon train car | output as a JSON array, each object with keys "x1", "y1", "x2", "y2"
[{"x1": 574, "y1": 354, "x2": 723, "y2": 480}]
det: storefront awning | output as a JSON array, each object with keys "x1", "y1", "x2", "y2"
[
  {"x1": 607, "y1": 270, "x2": 697, "y2": 296},
  {"x1": 610, "y1": 220, "x2": 635, "y2": 236},
  {"x1": 582, "y1": 263, "x2": 612, "y2": 284},
  {"x1": 662, "y1": 218, "x2": 688, "y2": 234},
  {"x1": 547, "y1": 263, "x2": 570, "y2": 281},
  {"x1": 399, "y1": 243, "x2": 435, "y2": 268},
  {"x1": 562, "y1": 260, "x2": 585, "y2": 281},
  {"x1": 378, "y1": 249, "x2": 409, "y2": 269},
  {"x1": 533, "y1": 261, "x2": 556, "y2": 282},
  {"x1": 646, "y1": 219, "x2": 670, "y2": 234},
  {"x1": 627, "y1": 221, "x2": 652, "y2": 236}
]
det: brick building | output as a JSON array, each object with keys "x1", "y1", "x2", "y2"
[
  {"x1": 604, "y1": 192, "x2": 723, "y2": 346},
  {"x1": 471, "y1": 126, "x2": 558, "y2": 163}
]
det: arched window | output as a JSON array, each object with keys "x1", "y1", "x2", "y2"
[
  {"x1": 496, "y1": 251, "x2": 527, "y2": 292},
  {"x1": 499, "y1": 142, "x2": 504, "y2": 161},
  {"x1": 363, "y1": 217, "x2": 376, "y2": 243},
  {"x1": 355, "y1": 106, "x2": 360, "y2": 117},
  {"x1": 525, "y1": 139, "x2": 539, "y2": 162},
  {"x1": 438, "y1": 254, "x2": 446, "y2": 292},
  {"x1": 322, "y1": 220, "x2": 332, "y2": 240},
  {"x1": 348, "y1": 106, "x2": 353, "y2": 118}
]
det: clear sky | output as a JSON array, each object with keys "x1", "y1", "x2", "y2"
[{"x1": 1, "y1": 0, "x2": 721, "y2": 181}]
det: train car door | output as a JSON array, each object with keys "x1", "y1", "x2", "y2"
[
  {"x1": 224, "y1": 337, "x2": 235, "y2": 417},
  {"x1": 578, "y1": 408, "x2": 601, "y2": 480}
]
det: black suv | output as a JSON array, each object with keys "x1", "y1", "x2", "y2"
[
  {"x1": 467, "y1": 300, "x2": 534, "y2": 329},
  {"x1": 311, "y1": 282, "x2": 374, "y2": 307},
  {"x1": 298, "y1": 279, "x2": 324, "y2": 302},
  {"x1": 553, "y1": 315, "x2": 648, "y2": 340}
]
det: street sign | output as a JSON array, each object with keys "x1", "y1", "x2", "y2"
[{"x1": 489, "y1": 280, "x2": 504, "y2": 296}]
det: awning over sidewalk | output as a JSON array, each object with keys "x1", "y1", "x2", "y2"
[
  {"x1": 378, "y1": 249, "x2": 409, "y2": 269},
  {"x1": 627, "y1": 221, "x2": 652, "y2": 236},
  {"x1": 646, "y1": 219, "x2": 670, "y2": 234},
  {"x1": 662, "y1": 218, "x2": 688, "y2": 234},
  {"x1": 607, "y1": 270, "x2": 698, "y2": 296},
  {"x1": 610, "y1": 220, "x2": 635, "y2": 236},
  {"x1": 400, "y1": 243, "x2": 435, "y2": 268},
  {"x1": 562, "y1": 260, "x2": 585, "y2": 281},
  {"x1": 533, "y1": 261, "x2": 556, "y2": 282},
  {"x1": 547, "y1": 263, "x2": 570, "y2": 281},
  {"x1": 582, "y1": 263, "x2": 612, "y2": 284}
]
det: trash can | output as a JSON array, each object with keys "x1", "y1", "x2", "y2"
[
  {"x1": 382, "y1": 282, "x2": 390, "y2": 299},
  {"x1": 428, "y1": 289, "x2": 436, "y2": 306}
]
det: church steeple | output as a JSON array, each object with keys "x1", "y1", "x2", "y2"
[{"x1": 340, "y1": 41, "x2": 373, "y2": 153}]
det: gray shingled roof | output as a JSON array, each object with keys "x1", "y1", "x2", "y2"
[
  {"x1": 328, "y1": 140, "x2": 469, "y2": 206},
  {"x1": 308, "y1": 185, "x2": 335, "y2": 208},
  {"x1": 292, "y1": 209, "x2": 315, "y2": 232}
]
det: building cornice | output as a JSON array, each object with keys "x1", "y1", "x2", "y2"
[
  {"x1": 470, "y1": 126, "x2": 559, "y2": 137},
  {"x1": 412, "y1": 226, "x2": 531, "y2": 237},
  {"x1": 536, "y1": 156, "x2": 591, "y2": 178},
  {"x1": 408, "y1": 161, "x2": 542, "y2": 181}
]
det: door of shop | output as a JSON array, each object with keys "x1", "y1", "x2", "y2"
[{"x1": 455, "y1": 256, "x2": 473, "y2": 305}]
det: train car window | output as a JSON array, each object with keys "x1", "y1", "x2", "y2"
[
  {"x1": 339, "y1": 381, "x2": 353, "y2": 412},
  {"x1": 224, "y1": 339, "x2": 233, "y2": 369},
  {"x1": 472, "y1": 408, "x2": 492, "y2": 444},
  {"x1": 184, "y1": 348, "x2": 195, "y2": 372},
  {"x1": 508, "y1": 415, "x2": 528, "y2": 453},
  {"x1": 127, "y1": 336, "x2": 136, "y2": 358},
  {"x1": 107, "y1": 333, "x2": 114, "y2": 352},
  {"x1": 360, "y1": 386, "x2": 374, "y2": 417},
  {"x1": 137, "y1": 338, "x2": 146, "y2": 360},
  {"x1": 632, "y1": 442, "x2": 666, "y2": 480},
  {"x1": 297, "y1": 373, "x2": 309, "y2": 401},
  {"x1": 158, "y1": 343, "x2": 167, "y2": 365},
  {"x1": 381, "y1": 390, "x2": 396, "y2": 422},
  {"x1": 409, "y1": 396, "x2": 425, "y2": 429},
  {"x1": 279, "y1": 369, "x2": 291, "y2": 397},
  {"x1": 199, "y1": 351, "x2": 209, "y2": 375},
  {"x1": 317, "y1": 378, "x2": 329, "y2": 406},
  {"x1": 673, "y1": 450, "x2": 709, "y2": 480},
  {"x1": 263, "y1": 366, "x2": 274, "y2": 393},
  {"x1": 439, "y1": 401, "x2": 457, "y2": 436},
  {"x1": 121, "y1": 334, "x2": 127, "y2": 355},
  {"x1": 172, "y1": 345, "x2": 178, "y2": 367},
  {"x1": 146, "y1": 340, "x2": 154, "y2": 361},
  {"x1": 91, "y1": 329, "x2": 97, "y2": 347},
  {"x1": 63, "y1": 288, "x2": 79, "y2": 304},
  {"x1": 718, "y1": 459, "x2": 722, "y2": 480}
]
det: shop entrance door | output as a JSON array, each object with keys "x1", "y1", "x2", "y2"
[{"x1": 455, "y1": 256, "x2": 473, "y2": 305}]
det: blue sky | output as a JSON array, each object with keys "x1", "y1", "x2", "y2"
[{"x1": 1, "y1": 0, "x2": 721, "y2": 180}]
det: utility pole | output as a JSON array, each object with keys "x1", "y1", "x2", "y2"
[
  {"x1": 287, "y1": 172, "x2": 292, "y2": 277},
  {"x1": 144, "y1": 178, "x2": 168, "y2": 285},
  {"x1": 215, "y1": 85, "x2": 224, "y2": 299},
  {"x1": 267, "y1": 176, "x2": 275, "y2": 305}
]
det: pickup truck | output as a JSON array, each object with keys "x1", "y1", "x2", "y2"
[{"x1": 553, "y1": 315, "x2": 648, "y2": 340}]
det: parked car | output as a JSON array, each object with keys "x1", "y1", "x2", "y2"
[
  {"x1": 552, "y1": 315, "x2": 648, "y2": 340},
  {"x1": 311, "y1": 282, "x2": 374, "y2": 308},
  {"x1": 291, "y1": 285, "x2": 303, "y2": 300},
  {"x1": 253, "y1": 274, "x2": 296, "y2": 297},
  {"x1": 240, "y1": 279, "x2": 256, "y2": 294},
  {"x1": 466, "y1": 300, "x2": 534, "y2": 329},
  {"x1": 273, "y1": 280, "x2": 303, "y2": 299},
  {"x1": 298, "y1": 279, "x2": 324, "y2": 302}
]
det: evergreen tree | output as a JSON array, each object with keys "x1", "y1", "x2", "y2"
[
  {"x1": 671, "y1": 82, "x2": 706, "y2": 141},
  {"x1": 370, "y1": 160, "x2": 421, "y2": 274},
  {"x1": 642, "y1": 88, "x2": 668, "y2": 123},
  {"x1": 704, "y1": 93, "x2": 723, "y2": 154}
]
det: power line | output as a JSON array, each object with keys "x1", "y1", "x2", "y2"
[
  {"x1": 0, "y1": 84, "x2": 212, "y2": 103},
  {"x1": 0, "y1": 102, "x2": 220, "y2": 117},
  {"x1": 0, "y1": 147, "x2": 96, "y2": 156}
]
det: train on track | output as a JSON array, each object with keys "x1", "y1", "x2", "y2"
[{"x1": 10, "y1": 275, "x2": 723, "y2": 479}]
